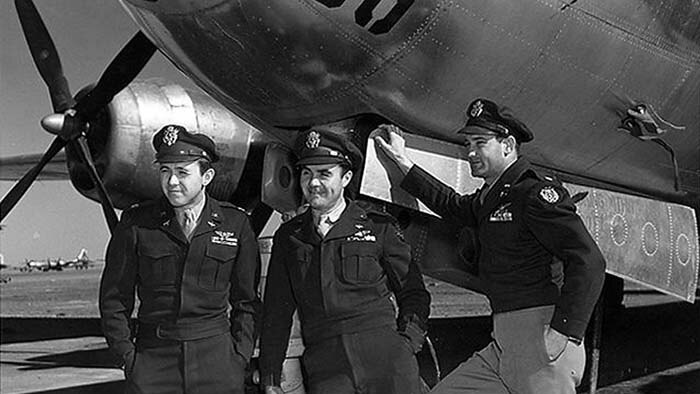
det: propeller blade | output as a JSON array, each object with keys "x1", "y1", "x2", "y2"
[
  {"x1": 74, "y1": 31, "x2": 157, "y2": 119},
  {"x1": 72, "y1": 137, "x2": 118, "y2": 233},
  {"x1": 1, "y1": 137, "x2": 66, "y2": 222},
  {"x1": 15, "y1": 0, "x2": 74, "y2": 113}
]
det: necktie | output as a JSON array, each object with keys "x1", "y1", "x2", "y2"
[
  {"x1": 182, "y1": 209, "x2": 197, "y2": 239},
  {"x1": 317, "y1": 216, "x2": 333, "y2": 238},
  {"x1": 479, "y1": 184, "x2": 491, "y2": 205}
]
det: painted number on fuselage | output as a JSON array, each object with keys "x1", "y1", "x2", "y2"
[{"x1": 315, "y1": 0, "x2": 415, "y2": 34}]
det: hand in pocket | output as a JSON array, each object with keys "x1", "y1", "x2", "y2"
[{"x1": 543, "y1": 326, "x2": 568, "y2": 361}]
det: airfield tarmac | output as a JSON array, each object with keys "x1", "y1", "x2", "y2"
[{"x1": 1, "y1": 266, "x2": 699, "y2": 393}]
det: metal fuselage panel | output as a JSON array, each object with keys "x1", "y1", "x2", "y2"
[
  {"x1": 120, "y1": 0, "x2": 699, "y2": 200},
  {"x1": 69, "y1": 79, "x2": 262, "y2": 209}
]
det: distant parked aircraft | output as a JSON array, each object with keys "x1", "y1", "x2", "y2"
[
  {"x1": 20, "y1": 249, "x2": 93, "y2": 272},
  {"x1": 68, "y1": 248, "x2": 93, "y2": 270}
]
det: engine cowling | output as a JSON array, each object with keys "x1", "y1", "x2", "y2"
[{"x1": 67, "y1": 79, "x2": 267, "y2": 210}]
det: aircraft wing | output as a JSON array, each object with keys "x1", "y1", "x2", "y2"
[{"x1": 0, "y1": 152, "x2": 69, "y2": 181}]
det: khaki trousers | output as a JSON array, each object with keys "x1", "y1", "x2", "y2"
[{"x1": 430, "y1": 305, "x2": 585, "y2": 394}]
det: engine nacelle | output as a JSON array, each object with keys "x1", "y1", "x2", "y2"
[{"x1": 67, "y1": 79, "x2": 267, "y2": 210}]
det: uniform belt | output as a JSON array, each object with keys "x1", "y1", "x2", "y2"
[{"x1": 137, "y1": 317, "x2": 230, "y2": 347}]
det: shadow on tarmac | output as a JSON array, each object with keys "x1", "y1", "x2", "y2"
[
  {"x1": 5, "y1": 348, "x2": 116, "y2": 371},
  {"x1": 1, "y1": 317, "x2": 124, "y2": 371},
  {"x1": 1, "y1": 318, "x2": 104, "y2": 344}
]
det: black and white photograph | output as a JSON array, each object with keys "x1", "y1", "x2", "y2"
[{"x1": 1, "y1": 1, "x2": 698, "y2": 393}]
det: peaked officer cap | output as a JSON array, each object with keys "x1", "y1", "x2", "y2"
[
  {"x1": 458, "y1": 98, "x2": 534, "y2": 143},
  {"x1": 152, "y1": 124, "x2": 220, "y2": 163},
  {"x1": 294, "y1": 129, "x2": 363, "y2": 171}
]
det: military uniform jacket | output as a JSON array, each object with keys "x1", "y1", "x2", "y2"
[
  {"x1": 259, "y1": 200, "x2": 430, "y2": 386},
  {"x1": 401, "y1": 158, "x2": 605, "y2": 340},
  {"x1": 99, "y1": 196, "x2": 261, "y2": 363}
]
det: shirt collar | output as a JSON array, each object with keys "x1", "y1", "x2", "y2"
[
  {"x1": 485, "y1": 159, "x2": 517, "y2": 188},
  {"x1": 314, "y1": 198, "x2": 347, "y2": 225},
  {"x1": 174, "y1": 193, "x2": 207, "y2": 223}
]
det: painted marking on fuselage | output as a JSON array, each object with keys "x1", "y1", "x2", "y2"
[
  {"x1": 642, "y1": 222, "x2": 659, "y2": 257},
  {"x1": 314, "y1": 0, "x2": 416, "y2": 34},
  {"x1": 677, "y1": 234, "x2": 691, "y2": 266},
  {"x1": 610, "y1": 213, "x2": 629, "y2": 246}
]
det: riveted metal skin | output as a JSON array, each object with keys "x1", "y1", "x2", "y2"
[{"x1": 120, "y1": 0, "x2": 700, "y2": 201}]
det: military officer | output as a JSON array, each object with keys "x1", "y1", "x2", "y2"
[
  {"x1": 374, "y1": 99, "x2": 606, "y2": 394},
  {"x1": 99, "y1": 124, "x2": 261, "y2": 394},
  {"x1": 259, "y1": 129, "x2": 431, "y2": 394}
]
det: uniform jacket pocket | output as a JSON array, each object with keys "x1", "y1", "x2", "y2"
[
  {"x1": 199, "y1": 242, "x2": 237, "y2": 291},
  {"x1": 340, "y1": 242, "x2": 383, "y2": 284},
  {"x1": 137, "y1": 244, "x2": 178, "y2": 286}
]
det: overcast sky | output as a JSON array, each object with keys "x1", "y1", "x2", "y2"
[{"x1": 0, "y1": 0, "x2": 201, "y2": 265}]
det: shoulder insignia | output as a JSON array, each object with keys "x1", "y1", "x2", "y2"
[
  {"x1": 371, "y1": 213, "x2": 406, "y2": 242},
  {"x1": 356, "y1": 201, "x2": 406, "y2": 241},
  {"x1": 220, "y1": 202, "x2": 248, "y2": 214},
  {"x1": 539, "y1": 186, "x2": 560, "y2": 204}
]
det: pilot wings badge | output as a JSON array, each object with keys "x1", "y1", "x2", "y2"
[
  {"x1": 489, "y1": 203, "x2": 513, "y2": 222},
  {"x1": 346, "y1": 228, "x2": 376, "y2": 242},
  {"x1": 211, "y1": 231, "x2": 238, "y2": 246}
]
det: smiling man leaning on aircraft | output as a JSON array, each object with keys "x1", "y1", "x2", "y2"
[{"x1": 374, "y1": 98, "x2": 606, "y2": 394}]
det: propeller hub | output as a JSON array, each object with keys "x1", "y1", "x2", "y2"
[{"x1": 40, "y1": 113, "x2": 65, "y2": 135}]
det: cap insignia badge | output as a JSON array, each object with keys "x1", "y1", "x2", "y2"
[
  {"x1": 306, "y1": 131, "x2": 321, "y2": 149},
  {"x1": 163, "y1": 126, "x2": 179, "y2": 146},
  {"x1": 470, "y1": 100, "x2": 484, "y2": 118},
  {"x1": 539, "y1": 186, "x2": 560, "y2": 203}
]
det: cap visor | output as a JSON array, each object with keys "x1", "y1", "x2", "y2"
[
  {"x1": 154, "y1": 155, "x2": 205, "y2": 164},
  {"x1": 457, "y1": 125, "x2": 499, "y2": 136},
  {"x1": 295, "y1": 156, "x2": 347, "y2": 167}
]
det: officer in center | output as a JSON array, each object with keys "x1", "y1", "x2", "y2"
[
  {"x1": 259, "y1": 129, "x2": 431, "y2": 394},
  {"x1": 99, "y1": 124, "x2": 261, "y2": 394}
]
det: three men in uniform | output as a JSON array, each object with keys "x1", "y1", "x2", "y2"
[{"x1": 100, "y1": 96, "x2": 605, "y2": 394}]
